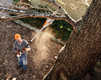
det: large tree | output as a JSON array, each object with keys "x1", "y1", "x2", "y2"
[
  {"x1": 43, "y1": 0, "x2": 101, "y2": 80},
  {"x1": 0, "y1": 0, "x2": 100, "y2": 80}
]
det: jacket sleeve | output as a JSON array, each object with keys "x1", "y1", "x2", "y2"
[
  {"x1": 24, "y1": 40, "x2": 31, "y2": 50},
  {"x1": 13, "y1": 41, "x2": 17, "y2": 51}
]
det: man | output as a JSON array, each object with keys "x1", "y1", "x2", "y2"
[{"x1": 13, "y1": 33, "x2": 31, "y2": 73}]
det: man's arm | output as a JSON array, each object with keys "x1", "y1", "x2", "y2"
[
  {"x1": 13, "y1": 41, "x2": 18, "y2": 53},
  {"x1": 24, "y1": 40, "x2": 31, "y2": 52}
]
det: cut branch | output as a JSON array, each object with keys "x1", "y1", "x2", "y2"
[
  {"x1": 0, "y1": 6, "x2": 27, "y2": 15},
  {"x1": 0, "y1": 6, "x2": 76, "y2": 30},
  {"x1": 0, "y1": 14, "x2": 29, "y2": 21},
  {"x1": 65, "y1": 14, "x2": 76, "y2": 30}
]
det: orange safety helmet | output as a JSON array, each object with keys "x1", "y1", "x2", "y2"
[{"x1": 14, "y1": 33, "x2": 21, "y2": 40}]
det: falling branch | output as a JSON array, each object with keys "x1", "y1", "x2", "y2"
[{"x1": 0, "y1": 5, "x2": 77, "y2": 30}]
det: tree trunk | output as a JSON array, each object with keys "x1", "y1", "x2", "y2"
[{"x1": 43, "y1": 0, "x2": 101, "y2": 80}]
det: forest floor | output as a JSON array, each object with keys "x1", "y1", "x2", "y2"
[
  {"x1": 0, "y1": 21, "x2": 62, "y2": 80},
  {"x1": 0, "y1": 21, "x2": 101, "y2": 80}
]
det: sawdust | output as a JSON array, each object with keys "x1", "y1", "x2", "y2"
[{"x1": 0, "y1": 21, "x2": 62, "y2": 80}]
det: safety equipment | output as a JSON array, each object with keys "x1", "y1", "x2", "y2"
[
  {"x1": 22, "y1": 49, "x2": 25, "y2": 52},
  {"x1": 17, "y1": 52, "x2": 22, "y2": 57},
  {"x1": 14, "y1": 33, "x2": 21, "y2": 40}
]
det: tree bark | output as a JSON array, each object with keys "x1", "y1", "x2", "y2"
[{"x1": 43, "y1": 0, "x2": 101, "y2": 80}]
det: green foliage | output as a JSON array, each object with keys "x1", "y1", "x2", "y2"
[
  {"x1": 52, "y1": 20, "x2": 73, "y2": 41},
  {"x1": 60, "y1": 26, "x2": 63, "y2": 29},
  {"x1": 20, "y1": 18, "x2": 73, "y2": 41},
  {"x1": 20, "y1": 17, "x2": 46, "y2": 29},
  {"x1": 13, "y1": 0, "x2": 19, "y2": 3},
  {"x1": 52, "y1": 20, "x2": 73, "y2": 31}
]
